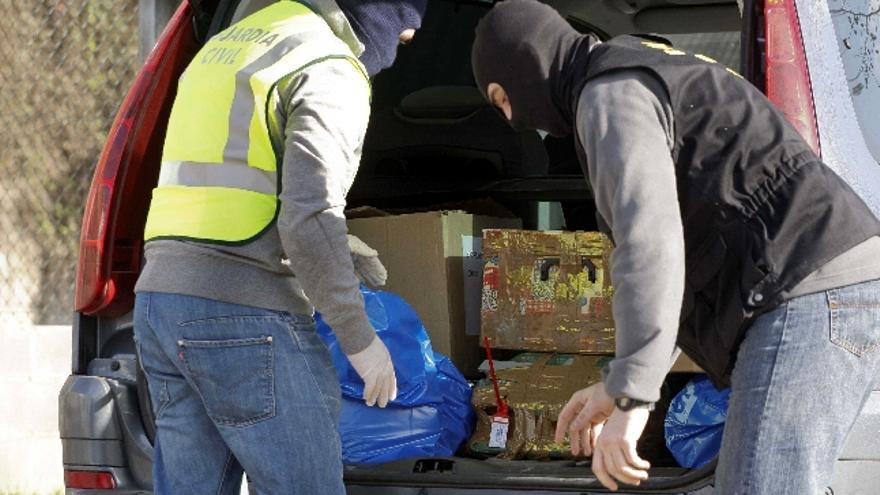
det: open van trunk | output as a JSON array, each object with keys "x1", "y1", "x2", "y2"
[
  {"x1": 335, "y1": 3, "x2": 742, "y2": 489},
  {"x1": 62, "y1": 0, "x2": 748, "y2": 492}
]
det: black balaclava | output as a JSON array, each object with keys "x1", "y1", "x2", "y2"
[
  {"x1": 471, "y1": 0, "x2": 599, "y2": 137},
  {"x1": 337, "y1": 0, "x2": 428, "y2": 76}
]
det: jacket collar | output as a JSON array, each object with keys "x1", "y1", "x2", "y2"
[{"x1": 231, "y1": 0, "x2": 364, "y2": 56}]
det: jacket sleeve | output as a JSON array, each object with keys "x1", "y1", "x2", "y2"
[
  {"x1": 578, "y1": 69, "x2": 685, "y2": 403},
  {"x1": 275, "y1": 58, "x2": 375, "y2": 355}
]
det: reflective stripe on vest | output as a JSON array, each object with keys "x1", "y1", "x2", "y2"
[{"x1": 144, "y1": 1, "x2": 368, "y2": 243}]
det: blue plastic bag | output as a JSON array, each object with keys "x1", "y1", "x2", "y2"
[
  {"x1": 664, "y1": 374, "x2": 731, "y2": 468},
  {"x1": 316, "y1": 286, "x2": 475, "y2": 464}
]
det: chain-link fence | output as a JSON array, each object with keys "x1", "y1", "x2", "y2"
[{"x1": 0, "y1": 1, "x2": 141, "y2": 326}]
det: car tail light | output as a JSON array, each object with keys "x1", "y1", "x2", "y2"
[
  {"x1": 75, "y1": 2, "x2": 196, "y2": 315},
  {"x1": 764, "y1": 0, "x2": 821, "y2": 156},
  {"x1": 64, "y1": 470, "x2": 116, "y2": 489}
]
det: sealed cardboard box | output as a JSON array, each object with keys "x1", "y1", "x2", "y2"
[
  {"x1": 468, "y1": 353, "x2": 675, "y2": 463},
  {"x1": 347, "y1": 211, "x2": 521, "y2": 373},
  {"x1": 468, "y1": 353, "x2": 608, "y2": 460},
  {"x1": 481, "y1": 229, "x2": 615, "y2": 354}
]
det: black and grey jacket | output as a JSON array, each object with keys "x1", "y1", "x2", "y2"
[{"x1": 575, "y1": 35, "x2": 880, "y2": 398}]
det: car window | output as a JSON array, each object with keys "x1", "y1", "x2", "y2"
[
  {"x1": 830, "y1": 0, "x2": 880, "y2": 163},
  {"x1": 661, "y1": 31, "x2": 741, "y2": 70}
]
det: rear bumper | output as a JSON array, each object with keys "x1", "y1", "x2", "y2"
[
  {"x1": 64, "y1": 464, "x2": 149, "y2": 495},
  {"x1": 59, "y1": 375, "x2": 153, "y2": 492},
  {"x1": 57, "y1": 375, "x2": 880, "y2": 494}
]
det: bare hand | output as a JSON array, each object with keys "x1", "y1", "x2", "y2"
[
  {"x1": 555, "y1": 382, "x2": 651, "y2": 490},
  {"x1": 555, "y1": 382, "x2": 615, "y2": 457},
  {"x1": 591, "y1": 408, "x2": 651, "y2": 490}
]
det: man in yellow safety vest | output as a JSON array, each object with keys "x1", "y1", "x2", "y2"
[{"x1": 133, "y1": 0, "x2": 426, "y2": 492}]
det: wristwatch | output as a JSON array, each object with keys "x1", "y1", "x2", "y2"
[{"x1": 614, "y1": 397, "x2": 655, "y2": 412}]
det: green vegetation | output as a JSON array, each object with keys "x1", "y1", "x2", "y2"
[{"x1": 0, "y1": 1, "x2": 140, "y2": 323}]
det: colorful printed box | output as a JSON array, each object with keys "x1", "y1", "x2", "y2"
[{"x1": 480, "y1": 229, "x2": 615, "y2": 354}]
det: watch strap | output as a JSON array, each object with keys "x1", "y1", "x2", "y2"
[{"x1": 615, "y1": 397, "x2": 655, "y2": 412}]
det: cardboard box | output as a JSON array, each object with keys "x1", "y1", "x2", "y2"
[
  {"x1": 481, "y1": 229, "x2": 615, "y2": 354},
  {"x1": 468, "y1": 353, "x2": 607, "y2": 459},
  {"x1": 468, "y1": 353, "x2": 673, "y2": 462},
  {"x1": 347, "y1": 211, "x2": 521, "y2": 373},
  {"x1": 670, "y1": 353, "x2": 704, "y2": 373}
]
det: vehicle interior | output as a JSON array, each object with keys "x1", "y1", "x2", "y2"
[
  {"x1": 68, "y1": 0, "x2": 748, "y2": 492},
  {"x1": 350, "y1": 0, "x2": 742, "y2": 226},
  {"x1": 342, "y1": 2, "x2": 739, "y2": 490}
]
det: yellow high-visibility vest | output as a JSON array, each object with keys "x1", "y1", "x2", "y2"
[{"x1": 144, "y1": 1, "x2": 368, "y2": 243}]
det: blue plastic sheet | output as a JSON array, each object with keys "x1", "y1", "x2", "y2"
[
  {"x1": 316, "y1": 286, "x2": 475, "y2": 465},
  {"x1": 664, "y1": 374, "x2": 731, "y2": 468}
]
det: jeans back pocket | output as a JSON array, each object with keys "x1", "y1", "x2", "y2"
[
  {"x1": 828, "y1": 285, "x2": 880, "y2": 358},
  {"x1": 179, "y1": 336, "x2": 275, "y2": 427}
]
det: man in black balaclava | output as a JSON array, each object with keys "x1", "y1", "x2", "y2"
[
  {"x1": 473, "y1": 0, "x2": 880, "y2": 493},
  {"x1": 337, "y1": 0, "x2": 428, "y2": 75}
]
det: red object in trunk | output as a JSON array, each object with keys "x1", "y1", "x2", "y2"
[{"x1": 483, "y1": 336, "x2": 509, "y2": 418}]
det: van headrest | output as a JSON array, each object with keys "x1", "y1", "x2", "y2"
[{"x1": 397, "y1": 85, "x2": 488, "y2": 120}]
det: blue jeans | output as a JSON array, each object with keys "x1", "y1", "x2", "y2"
[
  {"x1": 133, "y1": 292, "x2": 345, "y2": 495},
  {"x1": 716, "y1": 280, "x2": 880, "y2": 494}
]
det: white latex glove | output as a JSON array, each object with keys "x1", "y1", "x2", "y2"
[
  {"x1": 347, "y1": 234, "x2": 387, "y2": 287},
  {"x1": 346, "y1": 335, "x2": 398, "y2": 407}
]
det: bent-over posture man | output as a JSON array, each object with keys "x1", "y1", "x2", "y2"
[{"x1": 472, "y1": 1, "x2": 880, "y2": 493}]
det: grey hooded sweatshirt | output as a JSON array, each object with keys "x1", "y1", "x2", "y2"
[{"x1": 135, "y1": 0, "x2": 376, "y2": 355}]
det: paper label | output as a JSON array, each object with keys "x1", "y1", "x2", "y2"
[
  {"x1": 461, "y1": 235, "x2": 484, "y2": 336},
  {"x1": 488, "y1": 415, "x2": 510, "y2": 449}
]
